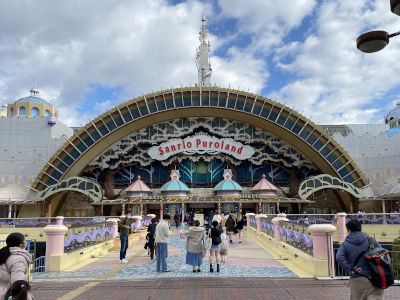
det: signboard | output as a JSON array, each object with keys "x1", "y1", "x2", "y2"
[
  {"x1": 148, "y1": 134, "x2": 254, "y2": 161},
  {"x1": 194, "y1": 213, "x2": 204, "y2": 226}
]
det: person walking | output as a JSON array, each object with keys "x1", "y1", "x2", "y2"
[
  {"x1": 209, "y1": 220, "x2": 223, "y2": 272},
  {"x1": 236, "y1": 213, "x2": 244, "y2": 244},
  {"x1": 212, "y1": 210, "x2": 221, "y2": 225},
  {"x1": 220, "y1": 232, "x2": 229, "y2": 263},
  {"x1": 174, "y1": 212, "x2": 180, "y2": 229},
  {"x1": 118, "y1": 211, "x2": 131, "y2": 263},
  {"x1": 225, "y1": 214, "x2": 235, "y2": 243},
  {"x1": 154, "y1": 214, "x2": 171, "y2": 272},
  {"x1": 207, "y1": 210, "x2": 214, "y2": 229},
  {"x1": 0, "y1": 232, "x2": 32, "y2": 300},
  {"x1": 180, "y1": 220, "x2": 204, "y2": 272},
  {"x1": 336, "y1": 219, "x2": 383, "y2": 300},
  {"x1": 147, "y1": 218, "x2": 157, "y2": 260}
]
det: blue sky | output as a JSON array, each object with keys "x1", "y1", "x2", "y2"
[{"x1": 1, "y1": 0, "x2": 400, "y2": 126}]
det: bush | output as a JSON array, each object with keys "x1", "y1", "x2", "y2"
[{"x1": 393, "y1": 236, "x2": 400, "y2": 280}]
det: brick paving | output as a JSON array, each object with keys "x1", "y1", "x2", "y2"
[
  {"x1": 31, "y1": 278, "x2": 400, "y2": 300},
  {"x1": 29, "y1": 230, "x2": 400, "y2": 299}
]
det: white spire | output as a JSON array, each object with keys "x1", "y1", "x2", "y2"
[{"x1": 196, "y1": 14, "x2": 212, "y2": 87}]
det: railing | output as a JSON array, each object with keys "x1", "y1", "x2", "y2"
[
  {"x1": 278, "y1": 223, "x2": 313, "y2": 255},
  {"x1": 259, "y1": 217, "x2": 274, "y2": 238},
  {"x1": 64, "y1": 226, "x2": 115, "y2": 253},
  {"x1": 249, "y1": 216, "x2": 257, "y2": 229},
  {"x1": 33, "y1": 256, "x2": 45, "y2": 272}
]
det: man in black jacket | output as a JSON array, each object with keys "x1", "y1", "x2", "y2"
[{"x1": 147, "y1": 218, "x2": 157, "y2": 260}]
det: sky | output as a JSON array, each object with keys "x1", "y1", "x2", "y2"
[{"x1": 1, "y1": 0, "x2": 400, "y2": 126}]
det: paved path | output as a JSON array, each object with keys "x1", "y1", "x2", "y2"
[
  {"x1": 33, "y1": 231, "x2": 296, "y2": 282},
  {"x1": 30, "y1": 230, "x2": 400, "y2": 299},
  {"x1": 31, "y1": 278, "x2": 400, "y2": 300}
]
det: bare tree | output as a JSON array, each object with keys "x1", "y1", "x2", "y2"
[
  {"x1": 119, "y1": 165, "x2": 136, "y2": 183},
  {"x1": 207, "y1": 160, "x2": 224, "y2": 182},
  {"x1": 249, "y1": 165, "x2": 264, "y2": 181},
  {"x1": 179, "y1": 160, "x2": 196, "y2": 183}
]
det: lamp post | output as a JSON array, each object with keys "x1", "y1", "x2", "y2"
[{"x1": 356, "y1": 0, "x2": 400, "y2": 53}]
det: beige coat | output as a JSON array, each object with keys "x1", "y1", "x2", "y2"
[
  {"x1": 0, "y1": 247, "x2": 32, "y2": 299},
  {"x1": 180, "y1": 226, "x2": 204, "y2": 253}
]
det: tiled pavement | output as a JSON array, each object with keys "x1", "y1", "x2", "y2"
[
  {"x1": 33, "y1": 230, "x2": 296, "y2": 282},
  {"x1": 30, "y1": 230, "x2": 400, "y2": 299}
]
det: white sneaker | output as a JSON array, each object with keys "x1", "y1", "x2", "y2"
[
  {"x1": 120, "y1": 259, "x2": 128, "y2": 263},
  {"x1": 123, "y1": 258, "x2": 128, "y2": 263}
]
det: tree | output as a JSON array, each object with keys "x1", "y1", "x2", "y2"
[
  {"x1": 179, "y1": 160, "x2": 196, "y2": 183},
  {"x1": 207, "y1": 160, "x2": 224, "y2": 182},
  {"x1": 119, "y1": 165, "x2": 136, "y2": 183}
]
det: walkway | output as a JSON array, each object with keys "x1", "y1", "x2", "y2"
[{"x1": 33, "y1": 231, "x2": 296, "y2": 282}]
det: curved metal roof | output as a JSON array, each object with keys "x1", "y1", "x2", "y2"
[
  {"x1": 214, "y1": 180, "x2": 243, "y2": 191},
  {"x1": 160, "y1": 180, "x2": 189, "y2": 192}
]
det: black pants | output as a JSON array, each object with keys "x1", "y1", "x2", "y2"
[{"x1": 148, "y1": 238, "x2": 155, "y2": 259}]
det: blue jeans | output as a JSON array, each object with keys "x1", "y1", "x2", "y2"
[
  {"x1": 120, "y1": 234, "x2": 129, "y2": 260},
  {"x1": 156, "y1": 243, "x2": 168, "y2": 271}
]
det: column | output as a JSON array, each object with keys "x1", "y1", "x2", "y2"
[
  {"x1": 276, "y1": 202, "x2": 280, "y2": 213},
  {"x1": 122, "y1": 203, "x2": 125, "y2": 216},
  {"x1": 43, "y1": 216, "x2": 68, "y2": 272},
  {"x1": 245, "y1": 213, "x2": 255, "y2": 228},
  {"x1": 47, "y1": 202, "x2": 52, "y2": 223},
  {"x1": 8, "y1": 204, "x2": 11, "y2": 218},
  {"x1": 308, "y1": 224, "x2": 336, "y2": 260},
  {"x1": 239, "y1": 202, "x2": 242, "y2": 214},
  {"x1": 271, "y1": 218, "x2": 280, "y2": 248},
  {"x1": 259, "y1": 202, "x2": 262, "y2": 214},
  {"x1": 140, "y1": 203, "x2": 143, "y2": 216},
  {"x1": 100, "y1": 203, "x2": 104, "y2": 216},
  {"x1": 217, "y1": 202, "x2": 221, "y2": 214},
  {"x1": 336, "y1": 212, "x2": 347, "y2": 244},
  {"x1": 181, "y1": 202, "x2": 185, "y2": 224},
  {"x1": 160, "y1": 203, "x2": 163, "y2": 219},
  {"x1": 255, "y1": 214, "x2": 261, "y2": 234},
  {"x1": 107, "y1": 218, "x2": 119, "y2": 239},
  {"x1": 382, "y1": 200, "x2": 386, "y2": 221}
]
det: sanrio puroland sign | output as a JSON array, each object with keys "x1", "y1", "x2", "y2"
[{"x1": 148, "y1": 134, "x2": 254, "y2": 161}]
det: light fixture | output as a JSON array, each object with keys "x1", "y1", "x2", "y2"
[
  {"x1": 356, "y1": 1, "x2": 400, "y2": 53},
  {"x1": 391, "y1": 0, "x2": 400, "y2": 15}
]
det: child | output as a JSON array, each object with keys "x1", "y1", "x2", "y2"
[
  {"x1": 220, "y1": 232, "x2": 229, "y2": 263},
  {"x1": 4, "y1": 280, "x2": 35, "y2": 300}
]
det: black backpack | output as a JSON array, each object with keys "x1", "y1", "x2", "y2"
[{"x1": 354, "y1": 236, "x2": 394, "y2": 289}]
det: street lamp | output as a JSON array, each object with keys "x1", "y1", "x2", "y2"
[{"x1": 356, "y1": 0, "x2": 400, "y2": 53}]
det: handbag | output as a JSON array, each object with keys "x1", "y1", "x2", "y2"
[{"x1": 204, "y1": 230, "x2": 212, "y2": 250}]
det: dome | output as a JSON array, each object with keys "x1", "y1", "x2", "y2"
[
  {"x1": 384, "y1": 102, "x2": 400, "y2": 124},
  {"x1": 16, "y1": 96, "x2": 51, "y2": 106},
  {"x1": 214, "y1": 180, "x2": 243, "y2": 191},
  {"x1": 214, "y1": 169, "x2": 243, "y2": 192},
  {"x1": 160, "y1": 180, "x2": 190, "y2": 192}
]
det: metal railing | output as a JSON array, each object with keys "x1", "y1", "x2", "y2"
[
  {"x1": 33, "y1": 256, "x2": 45, "y2": 272},
  {"x1": 278, "y1": 223, "x2": 313, "y2": 255},
  {"x1": 64, "y1": 225, "x2": 115, "y2": 253}
]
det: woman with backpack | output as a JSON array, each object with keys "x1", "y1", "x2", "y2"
[
  {"x1": 0, "y1": 233, "x2": 33, "y2": 300},
  {"x1": 209, "y1": 220, "x2": 223, "y2": 272}
]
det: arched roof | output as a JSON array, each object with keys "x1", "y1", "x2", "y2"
[{"x1": 32, "y1": 86, "x2": 367, "y2": 192}]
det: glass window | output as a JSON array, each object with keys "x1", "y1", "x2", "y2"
[
  {"x1": 31, "y1": 107, "x2": 39, "y2": 117},
  {"x1": 44, "y1": 110, "x2": 50, "y2": 117},
  {"x1": 19, "y1": 106, "x2": 26, "y2": 116}
]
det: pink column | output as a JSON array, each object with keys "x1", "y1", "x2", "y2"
[
  {"x1": 336, "y1": 212, "x2": 347, "y2": 244},
  {"x1": 181, "y1": 203, "x2": 185, "y2": 224},
  {"x1": 271, "y1": 218, "x2": 280, "y2": 247},
  {"x1": 308, "y1": 224, "x2": 336, "y2": 260},
  {"x1": 107, "y1": 218, "x2": 119, "y2": 239},
  {"x1": 245, "y1": 213, "x2": 254, "y2": 228},
  {"x1": 256, "y1": 215, "x2": 261, "y2": 234},
  {"x1": 8, "y1": 204, "x2": 11, "y2": 218},
  {"x1": 43, "y1": 216, "x2": 68, "y2": 272},
  {"x1": 140, "y1": 203, "x2": 143, "y2": 216},
  {"x1": 160, "y1": 203, "x2": 163, "y2": 219}
]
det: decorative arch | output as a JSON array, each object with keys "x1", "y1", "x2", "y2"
[
  {"x1": 298, "y1": 174, "x2": 363, "y2": 200},
  {"x1": 32, "y1": 87, "x2": 367, "y2": 193},
  {"x1": 36, "y1": 176, "x2": 103, "y2": 203},
  {"x1": 31, "y1": 107, "x2": 40, "y2": 117},
  {"x1": 19, "y1": 106, "x2": 26, "y2": 116}
]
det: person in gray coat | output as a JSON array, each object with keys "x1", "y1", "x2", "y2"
[{"x1": 180, "y1": 220, "x2": 204, "y2": 272}]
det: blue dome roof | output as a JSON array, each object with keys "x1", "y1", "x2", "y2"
[
  {"x1": 160, "y1": 180, "x2": 189, "y2": 192},
  {"x1": 385, "y1": 102, "x2": 400, "y2": 124},
  {"x1": 385, "y1": 127, "x2": 400, "y2": 137},
  {"x1": 214, "y1": 180, "x2": 243, "y2": 191},
  {"x1": 16, "y1": 96, "x2": 51, "y2": 106}
]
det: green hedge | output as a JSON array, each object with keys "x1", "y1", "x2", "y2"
[{"x1": 393, "y1": 237, "x2": 400, "y2": 280}]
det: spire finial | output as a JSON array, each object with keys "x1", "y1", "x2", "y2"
[{"x1": 196, "y1": 15, "x2": 212, "y2": 87}]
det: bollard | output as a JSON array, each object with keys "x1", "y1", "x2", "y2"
[
  {"x1": 336, "y1": 212, "x2": 347, "y2": 244},
  {"x1": 43, "y1": 216, "x2": 68, "y2": 272}
]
